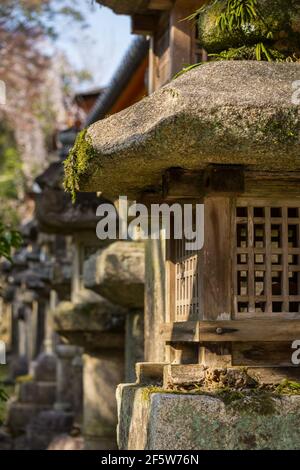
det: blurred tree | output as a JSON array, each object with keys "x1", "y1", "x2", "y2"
[
  {"x1": 0, "y1": 0, "x2": 93, "y2": 203},
  {"x1": 0, "y1": 222, "x2": 22, "y2": 262}
]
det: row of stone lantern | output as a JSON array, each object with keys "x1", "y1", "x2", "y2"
[{"x1": 0, "y1": 35, "x2": 149, "y2": 450}]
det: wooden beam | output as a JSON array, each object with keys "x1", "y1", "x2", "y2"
[
  {"x1": 163, "y1": 168, "x2": 300, "y2": 199},
  {"x1": 204, "y1": 164, "x2": 245, "y2": 194},
  {"x1": 199, "y1": 319, "x2": 300, "y2": 342},
  {"x1": 148, "y1": 0, "x2": 173, "y2": 10},
  {"x1": 162, "y1": 319, "x2": 300, "y2": 343},
  {"x1": 162, "y1": 166, "x2": 244, "y2": 199},
  {"x1": 163, "y1": 364, "x2": 300, "y2": 388},
  {"x1": 162, "y1": 321, "x2": 199, "y2": 342},
  {"x1": 163, "y1": 168, "x2": 204, "y2": 200},
  {"x1": 131, "y1": 14, "x2": 158, "y2": 35},
  {"x1": 232, "y1": 342, "x2": 298, "y2": 367}
]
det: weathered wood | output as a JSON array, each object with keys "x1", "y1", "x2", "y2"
[
  {"x1": 247, "y1": 367, "x2": 300, "y2": 384},
  {"x1": 199, "y1": 319, "x2": 300, "y2": 342},
  {"x1": 232, "y1": 342, "x2": 298, "y2": 367},
  {"x1": 203, "y1": 197, "x2": 232, "y2": 320},
  {"x1": 165, "y1": 235, "x2": 175, "y2": 323},
  {"x1": 152, "y1": 13, "x2": 171, "y2": 90},
  {"x1": 162, "y1": 169, "x2": 300, "y2": 200},
  {"x1": 245, "y1": 171, "x2": 300, "y2": 198},
  {"x1": 163, "y1": 168, "x2": 205, "y2": 200},
  {"x1": 169, "y1": 1, "x2": 199, "y2": 78},
  {"x1": 162, "y1": 321, "x2": 199, "y2": 342},
  {"x1": 163, "y1": 166, "x2": 244, "y2": 199},
  {"x1": 148, "y1": 0, "x2": 173, "y2": 10},
  {"x1": 164, "y1": 364, "x2": 300, "y2": 387},
  {"x1": 131, "y1": 14, "x2": 158, "y2": 35},
  {"x1": 199, "y1": 343, "x2": 232, "y2": 367},
  {"x1": 204, "y1": 165, "x2": 245, "y2": 194}
]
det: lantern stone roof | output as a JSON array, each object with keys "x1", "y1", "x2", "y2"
[
  {"x1": 53, "y1": 298, "x2": 127, "y2": 352},
  {"x1": 83, "y1": 241, "x2": 145, "y2": 309},
  {"x1": 35, "y1": 161, "x2": 106, "y2": 233},
  {"x1": 64, "y1": 61, "x2": 300, "y2": 200}
]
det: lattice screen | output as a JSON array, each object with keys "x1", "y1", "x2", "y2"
[
  {"x1": 234, "y1": 201, "x2": 300, "y2": 316},
  {"x1": 172, "y1": 237, "x2": 201, "y2": 322}
]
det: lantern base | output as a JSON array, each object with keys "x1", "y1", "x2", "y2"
[{"x1": 117, "y1": 382, "x2": 300, "y2": 450}]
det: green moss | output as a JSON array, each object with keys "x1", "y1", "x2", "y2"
[
  {"x1": 63, "y1": 128, "x2": 98, "y2": 202},
  {"x1": 275, "y1": 379, "x2": 300, "y2": 395},
  {"x1": 141, "y1": 385, "x2": 278, "y2": 416},
  {"x1": 259, "y1": 109, "x2": 299, "y2": 144},
  {"x1": 197, "y1": 0, "x2": 300, "y2": 54},
  {"x1": 15, "y1": 374, "x2": 33, "y2": 384}
]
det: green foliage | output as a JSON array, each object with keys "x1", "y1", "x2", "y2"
[
  {"x1": 173, "y1": 62, "x2": 202, "y2": 79},
  {"x1": 216, "y1": 0, "x2": 259, "y2": 32},
  {"x1": 0, "y1": 222, "x2": 22, "y2": 262},
  {"x1": 210, "y1": 44, "x2": 286, "y2": 61},
  {"x1": 178, "y1": 0, "x2": 295, "y2": 78},
  {"x1": 0, "y1": 388, "x2": 9, "y2": 402},
  {"x1": 0, "y1": 122, "x2": 23, "y2": 201}
]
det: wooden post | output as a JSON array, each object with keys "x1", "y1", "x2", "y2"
[
  {"x1": 200, "y1": 196, "x2": 233, "y2": 366},
  {"x1": 169, "y1": 0, "x2": 202, "y2": 78}
]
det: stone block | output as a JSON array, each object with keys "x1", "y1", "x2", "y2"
[
  {"x1": 117, "y1": 384, "x2": 300, "y2": 450},
  {"x1": 83, "y1": 352, "x2": 124, "y2": 450}
]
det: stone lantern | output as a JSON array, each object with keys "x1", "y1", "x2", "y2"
[{"x1": 65, "y1": 61, "x2": 300, "y2": 449}]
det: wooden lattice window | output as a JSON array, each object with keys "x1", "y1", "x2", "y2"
[
  {"x1": 166, "y1": 212, "x2": 202, "y2": 324},
  {"x1": 173, "y1": 237, "x2": 201, "y2": 322},
  {"x1": 233, "y1": 200, "x2": 300, "y2": 317}
]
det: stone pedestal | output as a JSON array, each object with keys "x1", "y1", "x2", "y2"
[
  {"x1": 125, "y1": 310, "x2": 144, "y2": 383},
  {"x1": 144, "y1": 239, "x2": 165, "y2": 363},
  {"x1": 83, "y1": 351, "x2": 124, "y2": 450},
  {"x1": 83, "y1": 240, "x2": 145, "y2": 382},
  {"x1": 55, "y1": 344, "x2": 81, "y2": 412},
  {"x1": 54, "y1": 296, "x2": 126, "y2": 450},
  {"x1": 117, "y1": 384, "x2": 300, "y2": 450}
]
